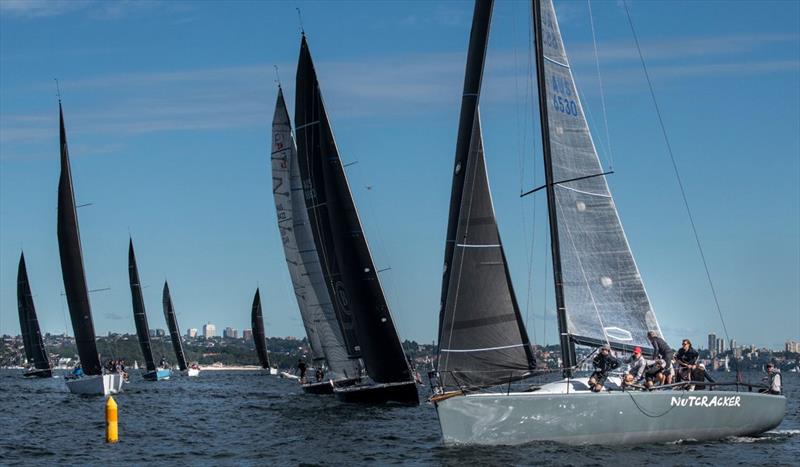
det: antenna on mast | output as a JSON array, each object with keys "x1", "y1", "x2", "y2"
[
  {"x1": 54, "y1": 78, "x2": 61, "y2": 101},
  {"x1": 296, "y1": 7, "x2": 305, "y2": 35},
  {"x1": 274, "y1": 65, "x2": 282, "y2": 88}
]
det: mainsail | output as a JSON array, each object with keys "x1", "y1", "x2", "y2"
[
  {"x1": 271, "y1": 86, "x2": 360, "y2": 379},
  {"x1": 56, "y1": 103, "x2": 102, "y2": 376},
  {"x1": 438, "y1": 111, "x2": 536, "y2": 390},
  {"x1": 17, "y1": 252, "x2": 50, "y2": 371},
  {"x1": 162, "y1": 281, "x2": 188, "y2": 371},
  {"x1": 128, "y1": 239, "x2": 156, "y2": 372},
  {"x1": 534, "y1": 0, "x2": 660, "y2": 352},
  {"x1": 295, "y1": 35, "x2": 411, "y2": 384},
  {"x1": 250, "y1": 288, "x2": 271, "y2": 369}
]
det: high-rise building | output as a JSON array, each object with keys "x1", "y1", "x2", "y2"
[
  {"x1": 223, "y1": 327, "x2": 237, "y2": 339},
  {"x1": 203, "y1": 323, "x2": 216, "y2": 338},
  {"x1": 242, "y1": 329, "x2": 253, "y2": 341},
  {"x1": 786, "y1": 341, "x2": 800, "y2": 353},
  {"x1": 716, "y1": 337, "x2": 724, "y2": 355},
  {"x1": 155, "y1": 329, "x2": 166, "y2": 338},
  {"x1": 187, "y1": 328, "x2": 198, "y2": 338},
  {"x1": 730, "y1": 338, "x2": 736, "y2": 352},
  {"x1": 708, "y1": 333, "x2": 717, "y2": 357}
]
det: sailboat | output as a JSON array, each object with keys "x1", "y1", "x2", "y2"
[
  {"x1": 294, "y1": 34, "x2": 418, "y2": 405},
  {"x1": 57, "y1": 102, "x2": 124, "y2": 396},
  {"x1": 17, "y1": 252, "x2": 52, "y2": 378},
  {"x1": 128, "y1": 239, "x2": 170, "y2": 381},
  {"x1": 251, "y1": 289, "x2": 278, "y2": 375},
  {"x1": 271, "y1": 84, "x2": 362, "y2": 394},
  {"x1": 163, "y1": 281, "x2": 199, "y2": 377},
  {"x1": 431, "y1": 0, "x2": 786, "y2": 445}
]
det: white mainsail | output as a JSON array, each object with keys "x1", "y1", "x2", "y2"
[{"x1": 271, "y1": 88, "x2": 361, "y2": 379}]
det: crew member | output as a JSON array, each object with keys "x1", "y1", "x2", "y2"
[{"x1": 589, "y1": 346, "x2": 620, "y2": 392}]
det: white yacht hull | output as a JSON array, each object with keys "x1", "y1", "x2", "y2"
[
  {"x1": 65, "y1": 374, "x2": 124, "y2": 396},
  {"x1": 269, "y1": 367, "x2": 278, "y2": 375},
  {"x1": 186, "y1": 368, "x2": 200, "y2": 377},
  {"x1": 435, "y1": 378, "x2": 786, "y2": 445},
  {"x1": 280, "y1": 371, "x2": 299, "y2": 380}
]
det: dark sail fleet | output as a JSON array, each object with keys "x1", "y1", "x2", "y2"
[
  {"x1": 128, "y1": 239, "x2": 158, "y2": 374},
  {"x1": 16, "y1": 253, "x2": 51, "y2": 378}
]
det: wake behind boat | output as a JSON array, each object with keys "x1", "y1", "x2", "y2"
[
  {"x1": 56, "y1": 101, "x2": 123, "y2": 396},
  {"x1": 431, "y1": 0, "x2": 785, "y2": 445}
]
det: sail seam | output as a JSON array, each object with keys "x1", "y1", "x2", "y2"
[
  {"x1": 441, "y1": 343, "x2": 526, "y2": 353},
  {"x1": 295, "y1": 120, "x2": 320, "y2": 130},
  {"x1": 556, "y1": 184, "x2": 610, "y2": 198},
  {"x1": 543, "y1": 55, "x2": 569, "y2": 69}
]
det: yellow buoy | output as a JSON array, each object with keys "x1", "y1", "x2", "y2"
[{"x1": 106, "y1": 396, "x2": 119, "y2": 443}]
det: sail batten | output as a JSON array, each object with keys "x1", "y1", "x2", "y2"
[
  {"x1": 251, "y1": 289, "x2": 271, "y2": 369},
  {"x1": 162, "y1": 281, "x2": 188, "y2": 371},
  {"x1": 56, "y1": 103, "x2": 102, "y2": 376},
  {"x1": 271, "y1": 87, "x2": 360, "y2": 380},
  {"x1": 536, "y1": 0, "x2": 661, "y2": 352},
  {"x1": 295, "y1": 35, "x2": 411, "y2": 384},
  {"x1": 17, "y1": 253, "x2": 50, "y2": 371},
  {"x1": 128, "y1": 239, "x2": 156, "y2": 372}
]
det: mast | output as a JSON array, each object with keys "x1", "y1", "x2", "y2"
[
  {"x1": 251, "y1": 288, "x2": 271, "y2": 369},
  {"x1": 532, "y1": 0, "x2": 576, "y2": 373},
  {"x1": 162, "y1": 281, "x2": 188, "y2": 371},
  {"x1": 128, "y1": 238, "x2": 156, "y2": 372},
  {"x1": 56, "y1": 102, "x2": 102, "y2": 376},
  {"x1": 439, "y1": 0, "x2": 493, "y2": 337}
]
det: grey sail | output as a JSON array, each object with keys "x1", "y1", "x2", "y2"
[
  {"x1": 251, "y1": 288, "x2": 271, "y2": 369},
  {"x1": 271, "y1": 87, "x2": 361, "y2": 379},
  {"x1": 536, "y1": 0, "x2": 661, "y2": 352},
  {"x1": 128, "y1": 239, "x2": 156, "y2": 372},
  {"x1": 17, "y1": 252, "x2": 51, "y2": 372},
  {"x1": 295, "y1": 35, "x2": 411, "y2": 384},
  {"x1": 162, "y1": 281, "x2": 188, "y2": 371},
  {"x1": 438, "y1": 111, "x2": 536, "y2": 390},
  {"x1": 56, "y1": 103, "x2": 102, "y2": 376}
]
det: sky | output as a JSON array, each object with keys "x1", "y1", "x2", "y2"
[{"x1": 0, "y1": 0, "x2": 798, "y2": 351}]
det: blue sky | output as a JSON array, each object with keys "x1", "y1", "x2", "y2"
[{"x1": 1, "y1": 0, "x2": 798, "y2": 350}]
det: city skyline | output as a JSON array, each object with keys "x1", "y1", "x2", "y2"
[{"x1": 1, "y1": 1, "x2": 798, "y2": 350}]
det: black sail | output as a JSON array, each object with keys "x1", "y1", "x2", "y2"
[
  {"x1": 438, "y1": 111, "x2": 536, "y2": 390},
  {"x1": 440, "y1": 0, "x2": 493, "y2": 331},
  {"x1": 128, "y1": 239, "x2": 156, "y2": 372},
  {"x1": 295, "y1": 35, "x2": 411, "y2": 384},
  {"x1": 56, "y1": 103, "x2": 102, "y2": 376},
  {"x1": 17, "y1": 253, "x2": 51, "y2": 371},
  {"x1": 162, "y1": 281, "x2": 187, "y2": 371},
  {"x1": 251, "y1": 288, "x2": 271, "y2": 369}
]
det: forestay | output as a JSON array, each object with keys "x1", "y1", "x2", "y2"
[
  {"x1": 537, "y1": 0, "x2": 661, "y2": 352},
  {"x1": 271, "y1": 88, "x2": 361, "y2": 379},
  {"x1": 439, "y1": 111, "x2": 536, "y2": 390}
]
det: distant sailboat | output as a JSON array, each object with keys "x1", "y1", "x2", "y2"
[
  {"x1": 251, "y1": 289, "x2": 278, "y2": 375},
  {"x1": 128, "y1": 239, "x2": 170, "y2": 381},
  {"x1": 162, "y1": 281, "x2": 199, "y2": 377},
  {"x1": 57, "y1": 102, "x2": 123, "y2": 396},
  {"x1": 294, "y1": 34, "x2": 418, "y2": 405},
  {"x1": 431, "y1": 0, "x2": 785, "y2": 445},
  {"x1": 17, "y1": 252, "x2": 52, "y2": 378},
  {"x1": 271, "y1": 84, "x2": 362, "y2": 394}
]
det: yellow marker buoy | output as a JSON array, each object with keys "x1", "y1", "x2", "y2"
[{"x1": 106, "y1": 396, "x2": 119, "y2": 443}]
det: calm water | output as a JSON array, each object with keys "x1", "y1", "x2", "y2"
[{"x1": 0, "y1": 370, "x2": 797, "y2": 466}]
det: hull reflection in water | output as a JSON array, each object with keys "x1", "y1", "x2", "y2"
[{"x1": 435, "y1": 378, "x2": 787, "y2": 445}]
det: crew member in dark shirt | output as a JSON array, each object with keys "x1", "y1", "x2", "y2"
[
  {"x1": 647, "y1": 330, "x2": 674, "y2": 384},
  {"x1": 297, "y1": 359, "x2": 307, "y2": 383},
  {"x1": 675, "y1": 339, "x2": 699, "y2": 382},
  {"x1": 691, "y1": 363, "x2": 715, "y2": 390},
  {"x1": 589, "y1": 346, "x2": 620, "y2": 392}
]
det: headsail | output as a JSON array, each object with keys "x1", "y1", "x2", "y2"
[
  {"x1": 295, "y1": 35, "x2": 411, "y2": 384},
  {"x1": 250, "y1": 288, "x2": 271, "y2": 369},
  {"x1": 438, "y1": 111, "x2": 536, "y2": 390},
  {"x1": 128, "y1": 239, "x2": 156, "y2": 372},
  {"x1": 56, "y1": 103, "x2": 102, "y2": 376},
  {"x1": 534, "y1": 0, "x2": 661, "y2": 352},
  {"x1": 162, "y1": 281, "x2": 188, "y2": 371},
  {"x1": 17, "y1": 253, "x2": 50, "y2": 371},
  {"x1": 271, "y1": 87, "x2": 361, "y2": 379}
]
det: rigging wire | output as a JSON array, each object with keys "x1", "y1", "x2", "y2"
[
  {"x1": 621, "y1": 0, "x2": 733, "y2": 346},
  {"x1": 587, "y1": 0, "x2": 615, "y2": 171}
]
